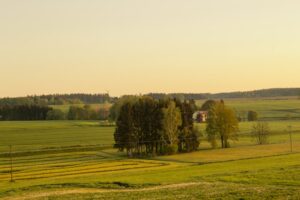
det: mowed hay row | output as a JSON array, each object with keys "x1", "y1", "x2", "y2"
[
  {"x1": 0, "y1": 158, "x2": 111, "y2": 175},
  {"x1": 5, "y1": 162, "x2": 167, "y2": 181},
  {"x1": 0, "y1": 158, "x2": 169, "y2": 181},
  {"x1": 0, "y1": 151, "x2": 108, "y2": 165},
  {"x1": 0, "y1": 156, "x2": 141, "y2": 174}
]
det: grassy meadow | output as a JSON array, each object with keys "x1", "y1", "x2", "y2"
[
  {"x1": 0, "y1": 121, "x2": 114, "y2": 152},
  {"x1": 197, "y1": 97, "x2": 300, "y2": 120},
  {"x1": 0, "y1": 98, "x2": 299, "y2": 199}
]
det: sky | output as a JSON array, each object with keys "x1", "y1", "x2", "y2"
[{"x1": 0, "y1": 0, "x2": 300, "y2": 97}]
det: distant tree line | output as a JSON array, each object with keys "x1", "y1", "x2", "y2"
[
  {"x1": 0, "y1": 93, "x2": 115, "y2": 106},
  {"x1": 147, "y1": 88, "x2": 300, "y2": 100},
  {"x1": 0, "y1": 104, "x2": 110, "y2": 121},
  {"x1": 0, "y1": 105, "x2": 51, "y2": 120},
  {"x1": 147, "y1": 93, "x2": 208, "y2": 101},
  {"x1": 114, "y1": 96, "x2": 200, "y2": 157}
]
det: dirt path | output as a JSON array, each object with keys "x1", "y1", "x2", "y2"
[{"x1": 3, "y1": 182, "x2": 207, "y2": 200}]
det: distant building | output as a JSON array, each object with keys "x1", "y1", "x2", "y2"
[{"x1": 193, "y1": 111, "x2": 208, "y2": 123}]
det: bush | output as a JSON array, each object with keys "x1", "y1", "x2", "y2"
[
  {"x1": 46, "y1": 109, "x2": 66, "y2": 120},
  {"x1": 248, "y1": 111, "x2": 258, "y2": 121},
  {"x1": 251, "y1": 122, "x2": 270, "y2": 145},
  {"x1": 162, "y1": 144, "x2": 178, "y2": 155}
]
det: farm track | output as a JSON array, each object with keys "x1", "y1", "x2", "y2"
[
  {"x1": 2, "y1": 182, "x2": 205, "y2": 200},
  {"x1": 0, "y1": 150, "x2": 119, "y2": 164}
]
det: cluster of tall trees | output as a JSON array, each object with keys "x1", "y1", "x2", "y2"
[
  {"x1": 0, "y1": 105, "x2": 51, "y2": 120},
  {"x1": 114, "y1": 96, "x2": 200, "y2": 157}
]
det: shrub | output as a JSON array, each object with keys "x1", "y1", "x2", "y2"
[
  {"x1": 248, "y1": 111, "x2": 258, "y2": 121},
  {"x1": 251, "y1": 122, "x2": 270, "y2": 145}
]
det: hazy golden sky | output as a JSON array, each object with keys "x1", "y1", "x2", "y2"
[{"x1": 1, "y1": 0, "x2": 300, "y2": 97}]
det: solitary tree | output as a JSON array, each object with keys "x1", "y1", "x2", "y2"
[
  {"x1": 251, "y1": 122, "x2": 270, "y2": 145},
  {"x1": 206, "y1": 101, "x2": 239, "y2": 148}
]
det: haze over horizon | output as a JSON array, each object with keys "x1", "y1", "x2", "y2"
[{"x1": 1, "y1": 0, "x2": 300, "y2": 97}]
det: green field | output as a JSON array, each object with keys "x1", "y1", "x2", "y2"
[
  {"x1": 0, "y1": 121, "x2": 114, "y2": 152},
  {"x1": 197, "y1": 97, "x2": 300, "y2": 120},
  {"x1": 0, "y1": 98, "x2": 300, "y2": 199},
  {"x1": 0, "y1": 146, "x2": 299, "y2": 199},
  {"x1": 0, "y1": 120, "x2": 299, "y2": 152}
]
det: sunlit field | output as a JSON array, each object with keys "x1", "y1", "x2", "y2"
[
  {"x1": 0, "y1": 121, "x2": 114, "y2": 152},
  {"x1": 0, "y1": 98, "x2": 300, "y2": 199},
  {"x1": 197, "y1": 97, "x2": 300, "y2": 120}
]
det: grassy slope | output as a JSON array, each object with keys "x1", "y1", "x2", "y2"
[
  {"x1": 0, "y1": 98, "x2": 300, "y2": 199},
  {"x1": 0, "y1": 121, "x2": 114, "y2": 152},
  {"x1": 1, "y1": 120, "x2": 299, "y2": 152},
  {"x1": 197, "y1": 98, "x2": 300, "y2": 120},
  {"x1": 1, "y1": 153, "x2": 299, "y2": 199}
]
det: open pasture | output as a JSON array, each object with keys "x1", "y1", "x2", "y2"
[
  {"x1": 1, "y1": 97, "x2": 300, "y2": 199},
  {"x1": 0, "y1": 152, "x2": 299, "y2": 199},
  {"x1": 0, "y1": 150, "x2": 170, "y2": 182},
  {"x1": 0, "y1": 121, "x2": 114, "y2": 152},
  {"x1": 196, "y1": 120, "x2": 300, "y2": 149},
  {"x1": 1, "y1": 120, "x2": 299, "y2": 152},
  {"x1": 154, "y1": 142, "x2": 300, "y2": 164},
  {"x1": 196, "y1": 97, "x2": 300, "y2": 120}
]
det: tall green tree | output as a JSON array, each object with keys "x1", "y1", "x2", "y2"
[
  {"x1": 206, "y1": 101, "x2": 239, "y2": 148},
  {"x1": 161, "y1": 101, "x2": 182, "y2": 154},
  {"x1": 206, "y1": 105, "x2": 218, "y2": 148},
  {"x1": 175, "y1": 99, "x2": 199, "y2": 152},
  {"x1": 201, "y1": 100, "x2": 217, "y2": 111},
  {"x1": 109, "y1": 95, "x2": 139, "y2": 122},
  {"x1": 114, "y1": 102, "x2": 136, "y2": 156},
  {"x1": 131, "y1": 97, "x2": 163, "y2": 155}
]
